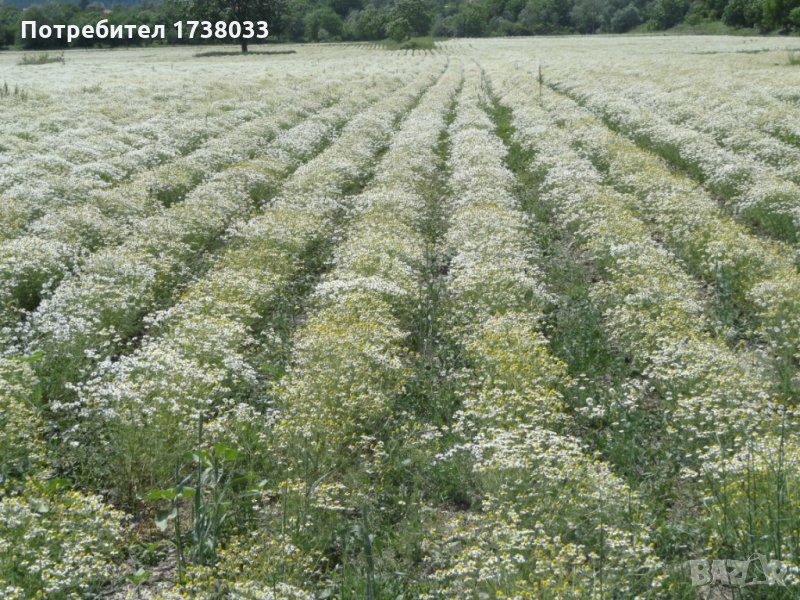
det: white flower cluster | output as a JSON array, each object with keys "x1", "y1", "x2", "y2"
[
  {"x1": 0, "y1": 358, "x2": 44, "y2": 483},
  {"x1": 0, "y1": 88, "x2": 261, "y2": 241},
  {"x1": 0, "y1": 480, "x2": 128, "y2": 598},
  {"x1": 490, "y1": 60, "x2": 800, "y2": 579},
  {"x1": 71, "y1": 61, "x2": 444, "y2": 497},
  {"x1": 420, "y1": 67, "x2": 662, "y2": 598},
  {"x1": 494, "y1": 64, "x2": 785, "y2": 449},
  {"x1": 0, "y1": 360, "x2": 128, "y2": 598},
  {"x1": 624, "y1": 82, "x2": 800, "y2": 182},
  {"x1": 135, "y1": 58, "x2": 458, "y2": 598},
  {"x1": 546, "y1": 75, "x2": 800, "y2": 243},
  {"x1": 0, "y1": 76, "x2": 357, "y2": 343},
  {"x1": 0, "y1": 52, "x2": 381, "y2": 239},
  {"x1": 539, "y1": 59, "x2": 800, "y2": 185},
  {"x1": 536, "y1": 88, "x2": 800, "y2": 380},
  {"x1": 273, "y1": 61, "x2": 461, "y2": 485},
  {"x1": 15, "y1": 68, "x2": 415, "y2": 407}
]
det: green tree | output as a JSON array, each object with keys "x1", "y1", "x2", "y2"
[
  {"x1": 571, "y1": 0, "x2": 604, "y2": 31},
  {"x1": 189, "y1": 0, "x2": 284, "y2": 51},
  {"x1": 305, "y1": 5, "x2": 344, "y2": 39},
  {"x1": 722, "y1": 0, "x2": 762, "y2": 27},
  {"x1": 762, "y1": 0, "x2": 800, "y2": 30},
  {"x1": 519, "y1": 0, "x2": 573, "y2": 33},
  {"x1": 647, "y1": 0, "x2": 689, "y2": 28},
  {"x1": 393, "y1": 0, "x2": 432, "y2": 36},
  {"x1": 609, "y1": 2, "x2": 641, "y2": 30},
  {"x1": 791, "y1": 4, "x2": 800, "y2": 27},
  {"x1": 452, "y1": 1, "x2": 489, "y2": 35},
  {"x1": 386, "y1": 14, "x2": 411, "y2": 38},
  {"x1": 332, "y1": 0, "x2": 363, "y2": 17}
]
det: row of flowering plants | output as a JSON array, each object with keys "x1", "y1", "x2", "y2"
[
  {"x1": 0, "y1": 356, "x2": 130, "y2": 598},
  {"x1": 546, "y1": 62, "x2": 800, "y2": 184},
  {"x1": 490, "y1": 60, "x2": 800, "y2": 589},
  {"x1": 623, "y1": 81, "x2": 800, "y2": 183},
  {"x1": 546, "y1": 71, "x2": 800, "y2": 243},
  {"x1": 79, "y1": 61, "x2": 449, "y2": 598},
  {"x1": 0, "y1": 77, "x2": 271, "y2": 241},
  {"x1": 0, "y1": 54, "x2": 374, "y2": 240},
  {"x1": 248, "y1": 62, "x2": 463, "y2": 598},
  {"x1": 535, "y1": 85, "x2": 800, "y2": 394},
  {"x1": 0, "y1": 74, "x2": 356, "y2": 345},
  {"x1": 70, "y1": 60, "x2": 440, "y2": 502},
  {"x1": 9, "y1": 68, "x2": 400, "y2": 404},
  {"x1": 0, "y1": 56, "x2": 438, "y2": 599},
  {"x1": 418, "y1": 67, "x2": 663, "y2": 598}
]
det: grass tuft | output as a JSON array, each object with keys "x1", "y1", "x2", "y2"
[{"x1": 19, "y1": 52, "x2": 65, "y2": 66}]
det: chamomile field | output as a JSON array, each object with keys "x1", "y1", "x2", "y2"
[{"x1": 2, "y1": 36, "x2": 800, "y2": 598}]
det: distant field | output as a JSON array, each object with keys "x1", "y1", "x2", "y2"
[{"x1": 2, "y1": 37, "x2": 800, "y2": 598}]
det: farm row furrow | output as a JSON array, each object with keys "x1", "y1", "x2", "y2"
[
  {"x1": 541, "y1": 63, "x2": 800, "y2": 182},
  {"x1": 416, "y1": 65, "x2": 662, "y2": 598},
  {"x1": 490, "y1": 62, "x2": 800, "y2": 584},
  {"x1": 65, "y1": 61, "x2": 447, "y2": 507},
  {"x1": 533, "y1": 81, "x2": 800, "y2": 393},
  {"x1": 576, "y1": 62, "x2": 800, "y2": 149},
  {"x1": 0, "y1": 63, "x2": 358, "y2": 196},
  {"x1": 600, "y1": 80, "x2": 800, "y2": 182},
  {"x1": 0, "y1": 58, "x2": 446, "y2": 600},
  {"x1": 0, "y1": 79, "x2": 360, "y2": 340},
  {"x1": 158, "y1": 61, "x2": 464, "y2": 598},
  {"x1": 0, "y1": 103, "x2": 255, "y2": 238},
  {"x1": 9, "y1": 69, "x2": 411, "y2": 408},
  {"x1": 546, "y1": 74, "x2": 800, "y2": 244},
  {"x1": 0, "y1": 71, "x2": 359, "y2": 244}
]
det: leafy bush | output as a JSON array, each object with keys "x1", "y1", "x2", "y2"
[
  {"x1": 386, "y1": 16, "x2": 412, "y2": 41},
  {"x1": 647, "y1": 0, "x2": 690, "y2": 28},
  {"x1": 791, "y1": 5, "x2": 800, "y2": 27}
]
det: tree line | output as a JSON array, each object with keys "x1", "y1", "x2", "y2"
[{"x1": 1, "y1": 0, "x2": 799, "y2": 50}]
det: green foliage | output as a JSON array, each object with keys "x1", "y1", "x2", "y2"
[
  {"x1": 0, "y1": 359, "x2": 43, "y2": 487},
  {"x1": 762, "y1": 0, "x2": 800, "y2": 30},
  {"x1": 305, "y1": 5, "x2": 344, "y2": 40},
  {"x1": 610, "y1": 2, "x2": 642, "y2": 30},
  {"x1": 571, "y1": 0, "x2": 605, "y2": 32},
  {"x1": 791, "y1": 4, "x2": 800, "y2": 25},
  {"x1": 648, "y1": 0, "x2": 690, "y2": 29},
  {"x1": 385, "y1": 15, "x2": 411, "y2": 40},
  {"x1": 452, "y1": 1, "x2": 490, "y2": 35},
  {"x1": 722, "y1": 0, "x2": 763, "y2": 25},
  {"x1": 392, "y1": 0, "x2": 432, "y2": 36},
  {"x1": 349, "y1": 4, "x2": 390, "y2": 39},
  {"x1": 519, "y1": 0, "x2": 573, "y2": 32},
  {"x1": 146, "y1": 442, "x2": 254, "y2": 581}
]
